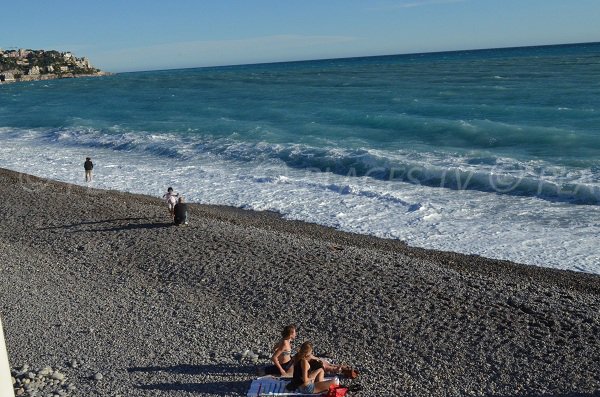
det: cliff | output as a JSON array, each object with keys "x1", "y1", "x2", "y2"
[{"x1": 0, "y1": 48, "x2": 111, "y2": 84}]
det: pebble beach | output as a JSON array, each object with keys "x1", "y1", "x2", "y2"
[{"x1": 1, "y1": 167, "x2": 599, "y2": 397}]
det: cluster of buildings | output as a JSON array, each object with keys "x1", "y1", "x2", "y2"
[{"x1": 0, "y1": 48, "x2": 104, "y2": 84}]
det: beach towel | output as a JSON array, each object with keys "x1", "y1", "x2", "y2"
[{"x1": 246, "y1": 376, "x2": 326, "y2": 396}]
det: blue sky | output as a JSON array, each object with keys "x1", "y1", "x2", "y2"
[{"x1": 2, "y1": 0, "x2": 600, "y2": 72}]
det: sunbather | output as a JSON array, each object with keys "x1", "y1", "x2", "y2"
[
  {"x1": 287, "y1": 341, "x2": 339, "y2": 394},
  {"x1": 262, "y1": 324, "x2": 296, "y2": 376}
]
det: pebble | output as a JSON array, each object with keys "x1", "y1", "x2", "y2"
[{"x1": 11, "y1": 365, "x2": 73, "y2": 397}]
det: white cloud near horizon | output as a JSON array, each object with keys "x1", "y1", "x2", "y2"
[{"x1": 95, "y1": 34, "x2": 358, "y2": 72}]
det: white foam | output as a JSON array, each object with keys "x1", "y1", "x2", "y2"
[{"x1": 1, "y1": 128, "x2": 599, "y2": 275}]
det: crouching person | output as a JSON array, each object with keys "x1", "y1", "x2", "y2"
[{"x1": 174, "y1": 197, "x2": 189, "y2": 225}]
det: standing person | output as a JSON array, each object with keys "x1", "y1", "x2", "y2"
[
  {"x1": 173, "y1": 196, "x2": 189, "y2": 225},
  {"x1": 162, "y1": 187, "x2": 179, "y2": 217},
  {"x1": 84, "y1": 157, "x2": 93, "y2": 182},
  {"x1": 288, "y1": 341, "x2": 339, "y2": 394},
  {"x1": 261, "y1": 324, "x2": 297, "y2": 376}
]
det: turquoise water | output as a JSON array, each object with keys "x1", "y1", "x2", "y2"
[{"x1": 1, "y1": 42, "x2": 600, "y2": 272}]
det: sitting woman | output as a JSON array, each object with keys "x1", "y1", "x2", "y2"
[
  {"x1": 262, "y1": 324, "x2": 297, "y2": 376},
  {"x1": 288, "y1": 341, "x2": 339, "y2": 394}
]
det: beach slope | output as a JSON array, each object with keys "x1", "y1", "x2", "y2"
[{"x1": 0, "y1": 167, "x2": 599, "y2": 396}]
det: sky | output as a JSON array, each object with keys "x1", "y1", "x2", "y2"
[{"x1": 2, "y1": 0, "x2": 600, "y2": 73}]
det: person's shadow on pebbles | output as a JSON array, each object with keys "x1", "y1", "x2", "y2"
[
  {"x1": 88, "y1": 221, "x2": 174, "y2": 232},
  {"x1": 39, "y1": 217, "x2": 173, "y2": 232},
  {"x1": 128, "y1": 364, "x2": 255, "y2": 395}
]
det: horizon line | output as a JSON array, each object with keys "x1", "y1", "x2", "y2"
[{"x1": 115, "y1": 40, "x2": 600, "y2": 74}]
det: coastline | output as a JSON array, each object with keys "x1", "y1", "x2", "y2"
[
  {"x1": 0, "y1": 71, "x2": 112, "y2": 85},
  {"x1": 1, "y1": 48, "x2": 599, "y2": 273},
  {"x1": 1, "y1": 167, "x2": 599, "y2": 396}
]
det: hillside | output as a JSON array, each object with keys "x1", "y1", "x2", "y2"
[{"x1": 0, "y1": 48, "x2": 109, "y2": 84}]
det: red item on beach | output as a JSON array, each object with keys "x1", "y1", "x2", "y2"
[{"x1": 324, "y1": 385, "x2": 348, "y2": 397}]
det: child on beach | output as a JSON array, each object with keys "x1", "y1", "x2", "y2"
[{"x1": 162, "y1": 187, "x2": 179, "y2": 217}]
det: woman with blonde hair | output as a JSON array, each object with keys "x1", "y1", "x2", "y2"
[{"x1": 288, "y1": 341, "x2": 339, "y2": 394}]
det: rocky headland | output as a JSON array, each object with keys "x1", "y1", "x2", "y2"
[{"x1": 0, "y1": 49, "x2": 110, "y2": 84}]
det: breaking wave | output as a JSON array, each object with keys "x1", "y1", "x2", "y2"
[{"x1": 17, "y1": 126, "x2": 600, "y2": 205}]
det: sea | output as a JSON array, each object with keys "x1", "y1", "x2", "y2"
[{"x1": 1, "y1": 43, "x2": 599, "y2": 274}]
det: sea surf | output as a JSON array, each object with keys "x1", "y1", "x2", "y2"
[{"x1": 1, "y1": 42, "x2": 599, "y2": 273}]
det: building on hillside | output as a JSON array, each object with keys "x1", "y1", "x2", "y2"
[
  {"x1": 77, "y1": 57, "x2": 92, "y2": 69},
  {"x1": 27, "y1": 66, "x2": 41, "y2": 75}
]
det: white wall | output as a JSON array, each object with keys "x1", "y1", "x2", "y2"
[{"x1": 0, "y1": 316, "x2": 15, "y2": 397}]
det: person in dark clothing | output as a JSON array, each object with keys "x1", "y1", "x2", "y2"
[
  {"x1": 84, "y1": 157, "x2": 94, "y2": 182},
  {"x1": 173, "y1": 197, "x2": 189, "y2": 225}
]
